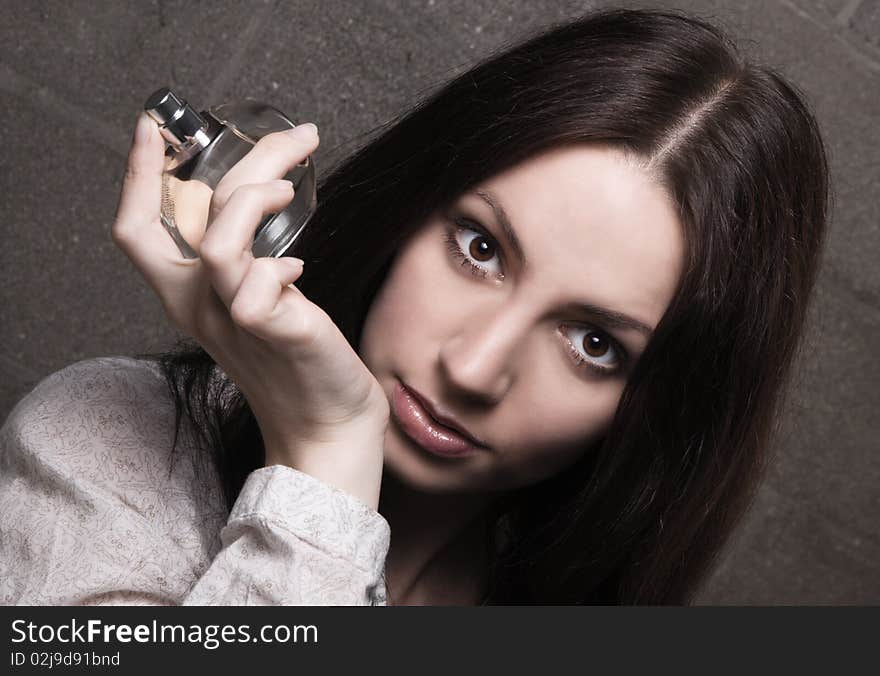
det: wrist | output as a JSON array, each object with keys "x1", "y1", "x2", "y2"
[{"x1": 263, "y1": 421, "x2": 387, "y2": 510}]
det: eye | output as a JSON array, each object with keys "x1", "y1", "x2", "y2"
[
  {"x1": 443, "y1": 219, "x2": 505, "y2": 281},
  {"x1": 559, "y1": 324, "x2": 626, "y2": 376}
]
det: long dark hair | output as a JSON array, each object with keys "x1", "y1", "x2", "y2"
[{"x1": 140, "y1": 8, "x2": 829, "y2": 604}]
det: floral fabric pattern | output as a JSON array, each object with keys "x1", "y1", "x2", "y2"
[{"x1": 0, "y1": 357, "x2": 389, "y2": 606}]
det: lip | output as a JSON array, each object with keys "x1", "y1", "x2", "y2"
[{"x1": 391, "y1": 381, "x2": 488, "y2": 458}]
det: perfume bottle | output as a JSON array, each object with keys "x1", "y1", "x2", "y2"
[{"x1": 144, "y1": 87, "x2": 317, "y2": 259}]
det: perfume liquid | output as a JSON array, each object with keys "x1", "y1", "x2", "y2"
[{"x1": 144, "y1": 87, "x2": 317, "y2": 259}]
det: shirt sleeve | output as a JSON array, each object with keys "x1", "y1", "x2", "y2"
[
  {"x1": 183, "y1": 464, "x2": 389, "y2": 606},
  {"x1": 0, "y1": 358, "x2": 389, "y2": 606}
]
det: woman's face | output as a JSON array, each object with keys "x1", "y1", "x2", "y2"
[{"x1": 359, "y1": 144, "x2": 684, "y2": 494}]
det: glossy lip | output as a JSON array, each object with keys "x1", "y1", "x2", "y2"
[
  {"x1": 391, "y1": 380, "x2": 490, "y2": 458},
  {"x1": 406, "y1": 383, "x2": 489, "y2": 447}
]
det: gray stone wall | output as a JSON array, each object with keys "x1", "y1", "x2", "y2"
[{"x1": 1, "y1": 0, "x2": 877, "y2": 603}]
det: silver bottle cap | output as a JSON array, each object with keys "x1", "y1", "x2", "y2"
[{"x1": 144, "y1": 87, "x2": 211, "y2": 149}]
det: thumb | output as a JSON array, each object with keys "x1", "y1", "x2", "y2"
[{"x1": 113, "y1": 113, "x2": 165, "y2": 235}]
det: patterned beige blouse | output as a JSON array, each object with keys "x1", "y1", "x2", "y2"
[{"x1": 0, "y1": 357, "x2": 390, "y2": 605}]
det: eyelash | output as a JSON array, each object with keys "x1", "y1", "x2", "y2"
[
  {"x1": 443, "y1": 219, "x2": 503, "y2": 281},
  {"x1": 442, "y1": 219, "x2": 628, "y2": 377},
  {"x1": 560, "y1": 326, "x2": 627, "y2": 377}
]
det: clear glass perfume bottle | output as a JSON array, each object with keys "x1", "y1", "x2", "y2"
[{"x1": 144, "y1": 87, "x2": 317, "y2": 259}]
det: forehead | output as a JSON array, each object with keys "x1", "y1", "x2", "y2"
[{"x1": 466, "y1": 144, "x2": 685, "y2": 329}]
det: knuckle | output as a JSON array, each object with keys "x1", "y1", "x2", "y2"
[
  {"x1": 198, "y1": 239, "x2": 227, "y2": 267},
  {"x1": 287, "y1": 307, "x2": 321, "y2": 346},
  {"x1": 258, "y1": 131, "x2": 295, "y2": 154},
  {"x1": 110, "y1": 220, "x2": 129, "y2": 247},
  {"x1": 229, "y1": 297, "x2": 260, "y2": 327},
  {"x1": 110, "y1": 215, "x2": 146, "y2": 251},
  {"x1": 210, "y1": 183, "x2": 260, "y2": 224},
  {"x1": 122, "y1": 164, "x2": 141, "y2": 183},
  {"x1": 211, "y1": 183, "x2": 233, "y2": 210},
  {"x1": 228, "y1": 183, "x2": 264, "y2": 208},
  {"x1": 251, "y1": 257, "x2": 276, "y2": 275}
]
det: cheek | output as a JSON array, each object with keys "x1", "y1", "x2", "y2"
[
  {"x1": 359, "y1": 230, "x2": 443, "y2": 369},
  {"x1": 491, "y1": 378, "x2": 624, "y2": 488}
]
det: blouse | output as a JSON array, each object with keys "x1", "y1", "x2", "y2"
[{"x1": 0, "y1": 356, "x2": 390, "y2": 605}]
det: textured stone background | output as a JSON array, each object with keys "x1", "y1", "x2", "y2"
[{"x1": 1, "y1": 0, "x2": 877, "y2": 603}]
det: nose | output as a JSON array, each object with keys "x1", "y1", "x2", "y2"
[{"x1": 437, "y1": 305, "x2": 522, "y2": 405}]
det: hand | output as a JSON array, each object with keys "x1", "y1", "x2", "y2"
[{"x1": 111, "y1": 113, "x2": 388, "y2": 509}]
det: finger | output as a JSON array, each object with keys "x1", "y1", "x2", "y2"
[
  {"x1": 112, "y1": 113, "x2": 200, "y2": 305},
  {"x1": 229, "y1": 257, "x2": 307, "y2": 341},
  {"x1": 210, "y1": 124, "x2": 319, "y2": 220},
  {"x1": 200, "y1": 180, "x2": 296, "y2": 306},
  {"x1": 112, "y1": 113, "x2": 167, "y2": 243}
]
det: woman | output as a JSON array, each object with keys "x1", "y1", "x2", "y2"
[{"x1": 0, "y1": 8, "x2": 829, "y2": 605}]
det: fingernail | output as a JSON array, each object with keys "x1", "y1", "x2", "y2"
[
  {"x1": 291, "y1": 122, "x2": 318, "y2": 139},
  {"x1": 135, "y1": 113, "x2": 153, "y2": 144},
  {"x1": 273, "y1": 179, "x2": 294, "y2": 191},
  {"x1": 286, "y1": 257, "x2": 305, "y2": 266}
]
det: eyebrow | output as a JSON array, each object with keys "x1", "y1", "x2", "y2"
[
  {"x1": 470, "y1": 189, "x2": 655, "y2": 338},
  {"x1": 561, "y1": 302, "x2": 655, "y2": 337}
]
